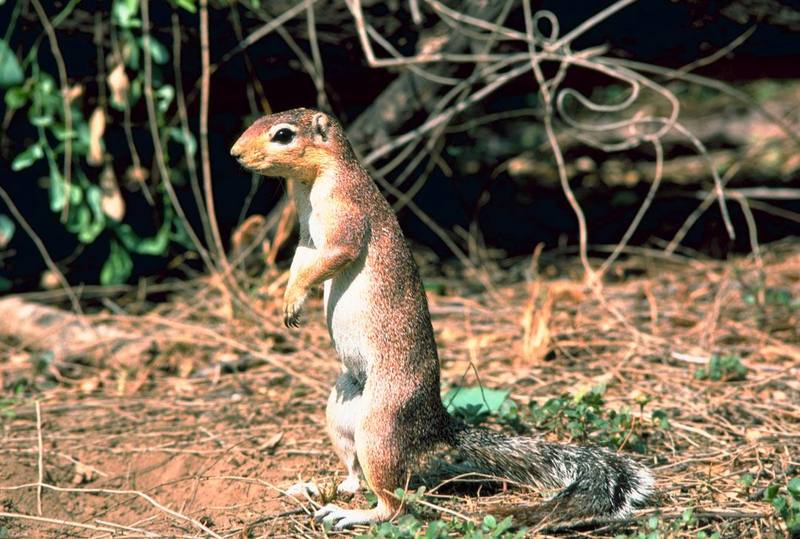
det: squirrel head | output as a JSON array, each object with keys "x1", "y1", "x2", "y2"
[{"x1": 231, "y1": 108, "x2": 346, "y2": 183}]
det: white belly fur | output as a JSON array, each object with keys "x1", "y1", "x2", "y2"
[
  {"x1": 302, "y1": 196, "x2": 372, "y2": 375},
  {"x1": 325, "y1": 262, "x2": 372, "y2": 375}
]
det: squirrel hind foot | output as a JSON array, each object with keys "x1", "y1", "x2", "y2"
[{"x1": 315, "y1": 504, "x2": 379, "y2": 530}]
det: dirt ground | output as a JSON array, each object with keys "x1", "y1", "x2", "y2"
[{"x1": 1, "y1": 242, "x2": 798, "y2": 538}]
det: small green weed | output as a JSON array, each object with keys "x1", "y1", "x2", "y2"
[
  {"x1": 0, "y1": 384, "x2": 26, "y2": 420},
  {"x1": 443, "y1": 386, "x2": 510, "y2": 426},
  {"x1": 763, "y1": 476, "x2": 800, "y2": 535},
  {"x1": 526, "y1": 386, "x2": 668, "y2": 453},
  {"x1": 737, "y1": 472, "x2": 755, "y2": 496},
  {"x1": 694, "y1": 354, "x2": 748, "y2": 382},
  {"x1": 614, "y1": 508, "x2": 719, "y2": 539},
  {"x1": 742, "y1": 286, "x2": 799, "y2": 309},
  {"x1": 443, "y1": 384, "x2": 667, "y2": 454},
  {"x1": 356, "y1": 487, "x2": 525, "y2": 538}
]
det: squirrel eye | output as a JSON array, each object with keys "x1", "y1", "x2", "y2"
[{"x1": 272, "y1": 128, "x2": 295, "y2": 145}]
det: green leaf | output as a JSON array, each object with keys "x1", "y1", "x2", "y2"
[
  {"x1": 37, "y1": 74, "x2": 55, "y2": 95},
  {"x1": 135, "y1": 225, "x2": 169, "y2": 256},
  {"x1": 51, "y1": 123, "x2": 77, "y2": 141},
  {"x1": 0, "y1": 40, "x2": 23, "y2": 88},
  {"x1": 174, "y1": 0, "x2": 197, "y2": 12},
  {"x1": 424, "y1": 520, "x2": 448, "y2": 539},
  {"x1": 112, "y1": 0, "x2": 141, "y2": 28},
  {"x1": 423, "y1": 280, "x2": 446, "y2": 295},
  {"x1": 443, "y1": 386, "x2": 510, "y2": 416},
  {"x1": 788, "y1": 477, "x2": 800, "y2": 499},
  {"x1": 120, "y1": 30, "x2": 140, "y2": 70},
  {"x1": 77, "y1": 185, "x2": 106, "y2": 243},
  {"x1": 738, "y1": 473, "x2": 754, "y2": 487},
  {"x1": 115, "y1": 221, "x2": 169, "y2": 256},
  {"x1": 494, "y1": 516, "x2": 513, "y2": 535},
  {"x1": 30, "y1": 114, "x2": 53, "y2": 127},
  {"x1": 66, "y1": 183, "x2": 82, "y2": 206},
  {"x1": 100, "y1": 240, "x2": 133, "y2": 285},
  {"x1": 772, "y1": 495, "x2": 787, "y2": 513},
  {"x1": 0, "y1": 214, "x2": 15, "y2": 248},
  {"x1": 47, "y1": 177, "x2": 65, "y2": 214},
  {"x1": 155, "y1": 84, "x2": 174, "y2": 112},
  {"x1": 77, "y1": 118, "x2": 91, "y2": 147},
  {"x1": 11, "y1": 144, "x2": 43, "y2": 171},
  {"x1": 170, "y1": 217, "x2": 195, "y2": 250},
  {"x1": 168, "y1": 127, "x2": 197, "y2": 157},
  {"x1": 130, "y1": 75, "x2": 143, "y2": 105},
  {"x1": 764, "y1": 483, "x2": 780, "y2": 501},
  {"x1": 140, "y1": 35, "x2": 169, "y2": 65},
  {"x1": 65, "y1": 205, "x2": 90, "y2": 236},
  {"x1": 4, "y1": 86, "x2": 28, "y2": 109},
  {"x1": 115, "y1": 223, "x2": 139, "y2": 251}
]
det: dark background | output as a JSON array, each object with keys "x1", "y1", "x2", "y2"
[{"x1": 2, "y1": 0, "x2": 799, "y2": 292}]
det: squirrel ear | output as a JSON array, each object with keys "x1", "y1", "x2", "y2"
[{"x1": 312, "y1": 113, "x2": 330, "y2": 142}]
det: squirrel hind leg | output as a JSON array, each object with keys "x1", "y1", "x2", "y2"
[
  {"x1": 348, "y1": 410, "x2": 409, "y2": 526},
  {"x1": 315, "y1": 467, "x2": 400, "y2": 530},
  {"x1": 326, "y1": 372, "x2": 365, "y2": 494}
]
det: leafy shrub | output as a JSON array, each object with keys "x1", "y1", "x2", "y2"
[{"x1": 2, "y1": 0, "x2": 197, "y2": 286}]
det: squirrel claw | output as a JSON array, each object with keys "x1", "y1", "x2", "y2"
[
  {"x1": 283, "y1": 302, "x2": 304, "y2": 328},
  {"x1": 283, "y1": 289, "x2": 307, "y2": 328},
  {"x1": 314, "y1": 504, "x2": 374, "y2": 530}
]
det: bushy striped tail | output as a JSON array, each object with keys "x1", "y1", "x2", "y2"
[{"x1": 451, "y1": 425, "x2": 653, "y2": 523}]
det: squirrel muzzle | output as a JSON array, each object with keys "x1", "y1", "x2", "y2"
[{"x1": 231, "y1": 110, "x2": 335, "y2": 183}]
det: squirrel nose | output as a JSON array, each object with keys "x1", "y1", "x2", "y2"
[{"x1": 230, "y1": 139, "x2": 243, "y2": 157}]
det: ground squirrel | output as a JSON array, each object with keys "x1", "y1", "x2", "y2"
[{"x1": 230, "y1": 108, "x2": 653, "y2": 529}]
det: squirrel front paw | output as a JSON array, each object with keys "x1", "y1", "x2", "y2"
[{"x1": 283, "y1": 286, "x2": 308, "y2": 328}]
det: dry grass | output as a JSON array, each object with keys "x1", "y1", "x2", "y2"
[
  {"x1": 4, "y1": 1, "x2": 800, "y2": 537},
  {"x1": 0, "y1": 240, "x2": 798, "y2": 538}
]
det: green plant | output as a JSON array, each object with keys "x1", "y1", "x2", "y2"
[
  {"x1": 742, "y1": 287, "x2": 800, "y2": 309},
  {"x1": 0, "y1": 399, "x2": 18, "y2": 420},
  {"x1": 763, "y1": 477, "x2": 800, "y2": 535},
  {"x1": 443, "y1": 386, "x2": 510, "y2": 426},
  {"x1": 356, "y1": 487, "x2": 525, "y2": 539},
  {"x1": 694, "y1": 354, "x2": 748, "y2": 382},
  {"x1": 614, "y1": 508, "x2": 720, "y2": 539},
  {"x1": 737, "y1": 472, "x2": 755, "y2": 496},
  {"x1": 3, "y1": 0, "x2": 199, "y2": 286},
  {"x1": 0, "y1": 385, "x2": 26, "y2": 420},
  {"x1": 444, "y1": 384, "x2": 667, "y2": 453},
  {"x1": 526, "y1": 385, "x2": 666, "y2": 453}
]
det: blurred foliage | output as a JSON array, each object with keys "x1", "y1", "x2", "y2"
[
  {"x1": 694, "y1": 354, "x2": 748, "y2": 382},
  {"x1": 2, "y1": 0, "x2": 198, "y2": 286}
]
